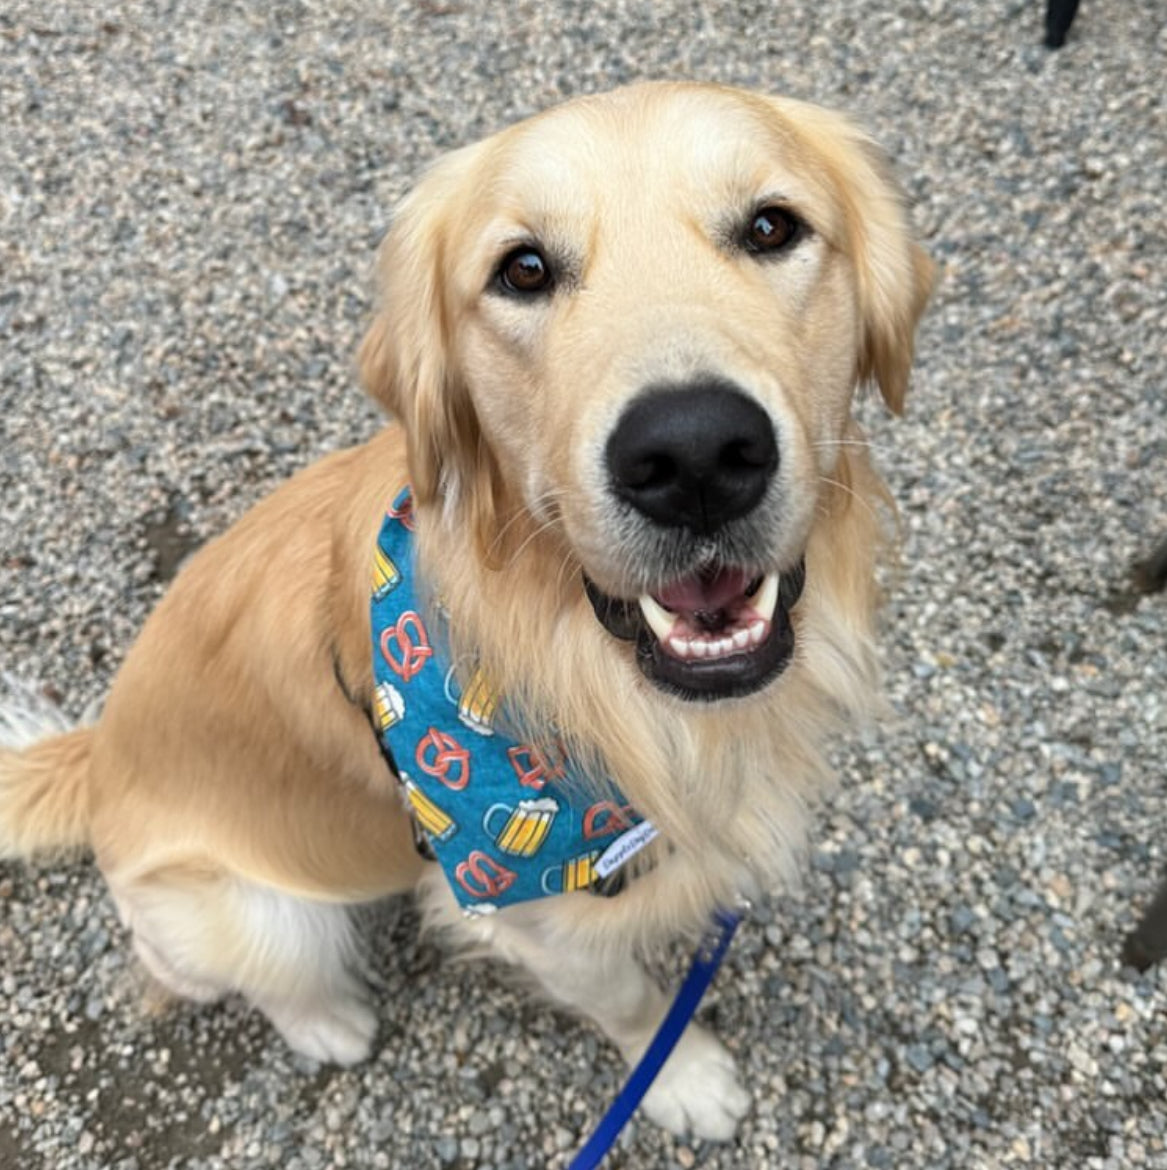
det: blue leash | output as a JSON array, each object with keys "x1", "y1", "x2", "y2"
[{"x1": 568, "y1": 907, "x2": 743, "y2": 1170}]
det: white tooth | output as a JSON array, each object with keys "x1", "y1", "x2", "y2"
[
  {"x1": 669, "y1": 636, "x2": 691, "y2": 659},
  {"x1": 717, "y1": 636, "x2": 734, "y2": 657},
  {"x1": 732, "y1": 629, "x2": 750, "y2": 650},
  {"x1": 691, "y1": 639, "x2": 709, "y2": 659},
  {"x1": 753, "y1": 573, "x2": 780, "y2": 621},
  {"x1": 749, "y1": 619, "x2": 766, "y2": 645},
  {"x1": 638, "y1": 594, "x2": 677, "y2": 642}
]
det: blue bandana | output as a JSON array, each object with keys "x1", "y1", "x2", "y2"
[{"x1": 370, "y1": 489, "x2": 658, "y2": 914}]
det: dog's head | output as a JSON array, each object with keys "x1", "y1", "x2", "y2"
[{"x1": 361, "y1": 83, "x2": 932, "y2": 704}]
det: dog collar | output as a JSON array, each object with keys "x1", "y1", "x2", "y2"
[{"x1": 370, "y1": 489, "x2": 658, "y2": 914}]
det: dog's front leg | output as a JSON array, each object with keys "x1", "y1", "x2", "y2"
[{"x1": 439, "y1": 890, "x2": 751, "y2": 1141}]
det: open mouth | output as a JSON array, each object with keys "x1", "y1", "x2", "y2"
[{"x1": 584, "y1": 560, "x2": 806, "y2": 701}]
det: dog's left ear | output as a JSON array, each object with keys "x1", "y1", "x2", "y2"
[
  {"x1": 359, "y1": 145, "x2": 504, "y2": 539},
  {"x1": 847, "y1": 156, "x2": 935, "y2": 415},
  {"x1": 861, "y1": 239, "x2": 934, "y2": 415},
  {"x1": 769, "y1": 99, "x2": 934, "y2": 414}
]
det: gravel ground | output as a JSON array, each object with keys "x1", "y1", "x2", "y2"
[{"x1": 2, "y1": 2, "x2": 1166, "y2": 1167}]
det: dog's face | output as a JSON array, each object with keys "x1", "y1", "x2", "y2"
[{"x1": 362, "y1": 83, "x2": 932, "y2": 703}]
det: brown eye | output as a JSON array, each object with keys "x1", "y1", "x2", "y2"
[
  {"x1": 745, "y1": 206, "x2": 802, "y2": 254},
  {"x1": 497, "y1": 246, "x2": 553, "y2": 295}
]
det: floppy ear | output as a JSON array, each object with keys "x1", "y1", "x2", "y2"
[
  {"x1": 770, "y1": 99, "x2": 934, "y2": 414},
  {"x1": 859, "y1": 237, "x2": 934, "y2": 415},
  {"x1": 847, "y1": 157, "x2": 935, "y2": 415},
  {"x1": 359, "y1": 145, "x2": 504, "y2": 535}
]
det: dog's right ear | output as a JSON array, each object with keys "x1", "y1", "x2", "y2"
[{"x1": 359, "y1": 145, "x2": 487, "y2": 508}]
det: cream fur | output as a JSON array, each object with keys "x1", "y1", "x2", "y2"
[{"x1": 0, "y1": 82, "x2": 931, "y2": 1140}]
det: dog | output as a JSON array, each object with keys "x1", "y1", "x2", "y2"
[{"x1": 0, "y1": 82, "x2": 932, "y2": 1141}]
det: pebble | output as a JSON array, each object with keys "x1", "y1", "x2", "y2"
[{"x1": 2, "y1": 2, "x2": 1165, "y2": 1169}]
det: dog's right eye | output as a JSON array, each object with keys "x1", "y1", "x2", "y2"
[
  {"x1": 743, "y1": 206, "x2": 803, "y2": 255},
  {"x1": 496, "y1": 246, "x2": 554, "y2": 296}
]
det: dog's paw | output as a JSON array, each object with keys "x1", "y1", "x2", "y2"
[
  {"x1": 265, "y1": 989, "x2": 378, "y2": 1066},
  {"x1": 639, "y1": 1023, "x2": 750, "y2": 1141}
]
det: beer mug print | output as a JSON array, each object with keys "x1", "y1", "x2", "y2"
[
  {"x1": 373, "y1": 681, "x2": 406, "y2": 733},
  {"x1": 484, "y1": 796, "x2": 559, "y2": 858},
  {"x1": 372, "y1": 544, "x2": 402, "y2": 600},
  {"x1": 402, "y1": 775, "x2": 458, "y2": 843},
  {"x1": 445, "y1": 663, "x2": 502, "y2": 736},
  {"x1": 541, "y1": 850, "x2": 600, "y2": 895}
]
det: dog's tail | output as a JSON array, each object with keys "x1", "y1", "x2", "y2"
[{"x1": 0, "y1": 676, "x2": 94, "y2": 858}]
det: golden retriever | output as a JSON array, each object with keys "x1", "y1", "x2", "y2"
[{"x1": 0, "y1": 82, "x2": 932, "y2": 1140}]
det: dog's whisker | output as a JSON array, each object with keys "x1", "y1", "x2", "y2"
[
  {"x1": 489, "y1": 488, "x2": 568, "y2": 561},
  {"x1": 553, "y1": 548, "x2": 583, "y2": 597},
  {"x1": 489, "y1": 510, "x2": 529, "y2": 552},
  {"x1": 811, "y1": 438, "x2": 883, "y2": 452},
  {"x1": 490, "y1": 495, "x2": 559, "y2": 555},
  {"x1": 503, "y1": 505, "x2": 568, "y2": 568},
  {"x1": 506, "y1": 524, "x2": 558, "y2": 568},
  {"x1": 817, "y1": 474, "x2": 879, "y2": 521}
]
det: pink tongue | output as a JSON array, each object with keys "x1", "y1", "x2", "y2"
[{"x1": 655, "y1": 567, "x2": 752, "y2": 614}]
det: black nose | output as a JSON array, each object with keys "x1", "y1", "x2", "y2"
[{"x1": 605, "y1": 380, "x2": 778, "y2": 533}]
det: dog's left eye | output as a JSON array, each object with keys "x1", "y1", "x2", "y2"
[
  {"x1": 496, "y1": 246, "x2": 554, "y2": 295},
  {"x1": 744, "y1": 206, "x2": 803, "y2": 255}
]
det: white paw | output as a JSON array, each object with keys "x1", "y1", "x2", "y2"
[
  {"x1": 639, "y1": 1024, "x2": 750, "y2": 1141},
  {"x1": 264, "y1": 988, "x2": 378, "y2": 1066}
]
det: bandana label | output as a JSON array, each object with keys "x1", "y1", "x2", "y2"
[{"x1": 371, "y1": 489, "x2": 657, "y2": 913}]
